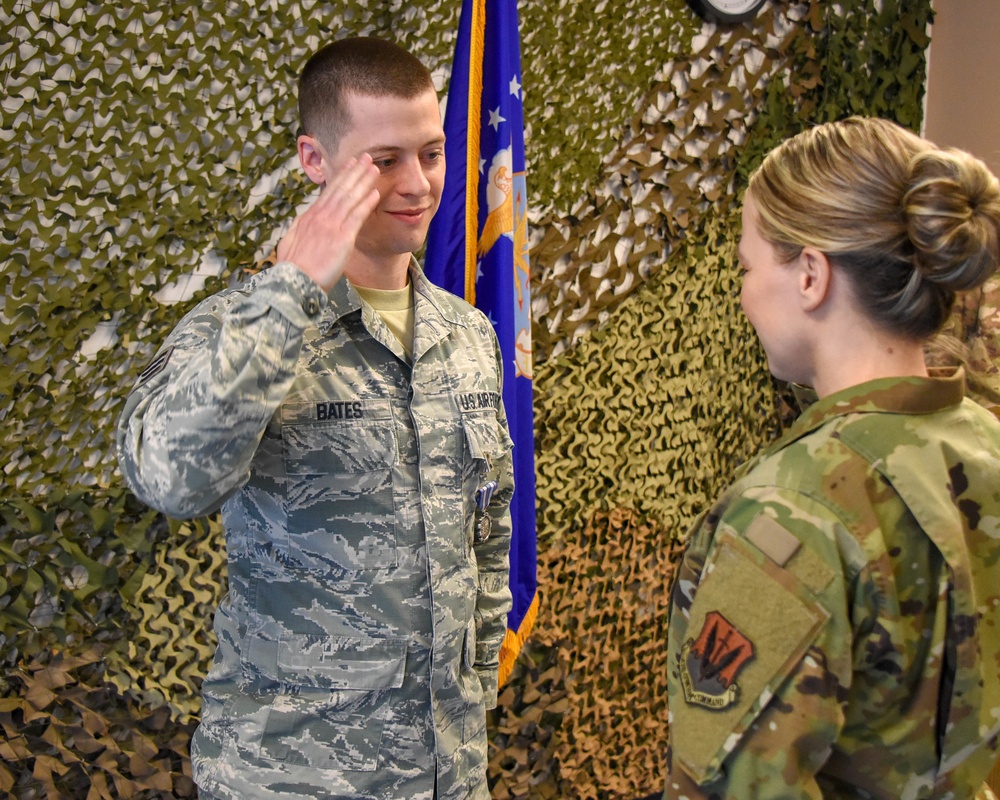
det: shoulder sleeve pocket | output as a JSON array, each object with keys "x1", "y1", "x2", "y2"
[{"x1": 670, "y1": 531, "x2": 830, "y2": 785}]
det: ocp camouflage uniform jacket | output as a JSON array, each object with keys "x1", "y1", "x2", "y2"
[
  {"x1": 117, "y1": 260, "x2": 514, "y2": 800},
  {"x1": 664, "y1": 369, "x2": 1000, "y2": 799}
]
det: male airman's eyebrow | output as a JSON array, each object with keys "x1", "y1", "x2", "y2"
[{"x1": 367, "y1": 137, "x2": 446, "y2": 153}]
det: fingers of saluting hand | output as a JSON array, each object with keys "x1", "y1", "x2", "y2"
[
  {"x1": 310, "y1": 154, "x2": 381, "y2": 235},
  {"x1": 277, "y1": 154, "x2": 381, "y2": 292}
]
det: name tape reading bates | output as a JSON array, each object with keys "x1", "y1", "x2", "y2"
[{"x1": 316, "y1": 401, "x2": 364, "y2": 420}]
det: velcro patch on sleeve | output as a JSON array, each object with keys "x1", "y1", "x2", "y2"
[
  {"x1": 671, "y1": 531, "x2": 829, "y2": 785},
  {"x1": 744, "y1": 512, "x2": 801, "y2": 566}
]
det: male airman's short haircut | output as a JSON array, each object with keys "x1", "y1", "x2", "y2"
[{"x1": 298, "y1": 37, "x2": 435, "y2": 152}]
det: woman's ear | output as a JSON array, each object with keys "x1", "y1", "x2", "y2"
[
  {"x1": 297, "y1": 134, "x2": 328, "y2": 185},
  {"x1": 797, "y1": 246, "x2": 832, "y2": 312}
]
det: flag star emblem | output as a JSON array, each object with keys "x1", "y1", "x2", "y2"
[
  {"x1": 488, "y1": 107, "x2": 506, "y2": 131},
  {"x1": 479, "y1": 156, "x2": 486, "y2": 174},
  {"x1": 509, "y1": 75, "x2": 522, "y2": 99}
]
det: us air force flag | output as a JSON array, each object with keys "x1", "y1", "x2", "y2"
[{"x1": 425, "y1": 0, "x2": 537, "y2": 686}]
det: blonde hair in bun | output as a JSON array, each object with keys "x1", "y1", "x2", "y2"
[
  {"x1": 748, "y1": 116, "x2": 1000, "y2": 340},
  {"x1": 904, "y1": 148, "x2": 1000, "y2": 291}
]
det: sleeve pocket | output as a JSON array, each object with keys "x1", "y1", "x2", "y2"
[{"x1": 670, "y1": 531, "x2": 830, "y2": 785}]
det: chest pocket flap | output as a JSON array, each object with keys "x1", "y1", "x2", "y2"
[{"x1": 461, "y1": 405, "x2": 513, "y2": 465}]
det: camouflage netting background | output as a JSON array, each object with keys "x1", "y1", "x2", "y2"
[{"x1": 8, "y1": 0, "x2": 994, "y2": 797}]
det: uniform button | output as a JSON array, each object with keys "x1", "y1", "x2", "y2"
[{"x1": 306, "y1": 300, "x2": 319, "y2": 315}]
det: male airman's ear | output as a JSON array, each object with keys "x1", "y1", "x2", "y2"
[
  {"x1": 297, "y1": 134, "x2": 328, "y2": 185},
  {"x1": 797, "y1": 246, "x2": 832, "y2": 313}
]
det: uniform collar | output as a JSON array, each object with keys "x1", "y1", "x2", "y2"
[
  {"x1": 763, "y1": 367, "x2": 967, "y2": 460},
  {"x1": 317, "y1": 258, "x2": 466, "y2": 339}
]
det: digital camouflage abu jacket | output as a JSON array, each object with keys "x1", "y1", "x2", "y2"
[
  {"x1": 664, "y1": 369, "x2": 1000, "y2": 800},
  {"x1": 117, "y1": 261, "x2": 514, "y2": 800}
]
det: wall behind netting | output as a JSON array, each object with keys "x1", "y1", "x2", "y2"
[{"x1": 0, "y1": 1, "x2": 935, "y2": 797}]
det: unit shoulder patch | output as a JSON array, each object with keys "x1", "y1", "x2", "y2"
[{"x1": 679, "y1": 610, "x2": 755, "y2": 710}]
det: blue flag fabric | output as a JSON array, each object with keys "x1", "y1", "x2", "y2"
[{"x1": 425, "y1": 0, "x2": 538, "y2": 686}]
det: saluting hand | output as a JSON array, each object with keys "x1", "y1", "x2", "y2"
[{"x1": 277, "y1": 154, "x2": 381, "y2": 293}]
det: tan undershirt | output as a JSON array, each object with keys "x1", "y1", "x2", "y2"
[{"x1": 353, "y1": 283, "x2": 415, "y2": 359}]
